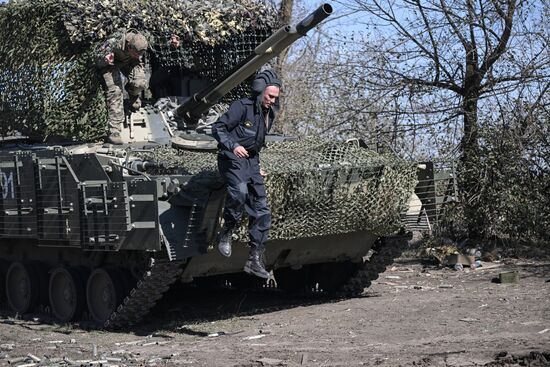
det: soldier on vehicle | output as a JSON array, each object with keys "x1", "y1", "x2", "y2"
[
  {"x1": 96, "y1": 30, "x2": 149, "y2": 145},
  {"x1": 169, "y1": 34, "x2": 181, "y2": 48},
  {"x1": 211, "y1": 69, "x2": 281, "y2": 279}
]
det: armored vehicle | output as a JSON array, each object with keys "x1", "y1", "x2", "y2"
[{"x1": 0, "y1": 0, "x2": 418, "y2": 328}]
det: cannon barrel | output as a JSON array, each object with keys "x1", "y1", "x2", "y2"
[{"x1": 174, "y1": 3, "x2": 333, "y2": 126}]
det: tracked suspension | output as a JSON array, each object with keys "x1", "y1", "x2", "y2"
[
  {"x1": 337, "y1": 235, "x2": 410, "y2": 297},
  {"x1": 104, "y1": 259, "x2": 184, "y2": 329}
]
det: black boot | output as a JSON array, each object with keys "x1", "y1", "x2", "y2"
[
  {"x1": 217, "y1": 226, "x2": 233, "y2": 257},
  {"x1": 244, "y1": 247, "x2": 270, "y2": 279}
]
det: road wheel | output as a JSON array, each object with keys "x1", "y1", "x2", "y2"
[
  {"x1": 6, "y1": 262, "x2": 40, "y2": 314},
  {"x1": 86, "y1": 268, "x2": 125, "y2": 326},
  {"x1": 49, "y1": 267, "x2": 87, "y2": 322}
]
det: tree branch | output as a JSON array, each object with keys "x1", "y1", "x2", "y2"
[
  {"x1": 439, "y1": 0, "x2": 470, "y2": 50},
  {"x1": 479, "y1": 0, "x2": 516, "y2": 76}
]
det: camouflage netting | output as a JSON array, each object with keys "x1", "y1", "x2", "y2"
[
  {"x1": 138, "y1": 139, "x2": 418, "y2": 240},
  {"x1": 0, "y1": 0, "x2": 278, "y2": 141}
]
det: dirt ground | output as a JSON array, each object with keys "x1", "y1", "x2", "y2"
[{"x1": 0, "y1": 258, "x2": 549, "y2": 367}]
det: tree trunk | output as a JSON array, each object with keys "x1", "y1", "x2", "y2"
[
  {"x1": 461, "y1": 89, "x2": 483, "y2": 238},
  {"x1": 276, "y1": 0, "x2": 294, "y2": 76},
  {"x1": 461, "y1": 92, "x2": 479, "y2": 162},
  {"x1": 276, "y1": 0, "x2": 294, "y2": 134}
]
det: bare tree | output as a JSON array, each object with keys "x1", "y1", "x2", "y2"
[
  {"x1": 279, "y1": 29, "x2": 383, "y2": 140},
  {"x1": 334, "y1": 0, "x2": 550, "y2": 236}
]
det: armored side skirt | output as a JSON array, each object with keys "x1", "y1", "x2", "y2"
[
  {"x1": 180, "y1": 230, "x2": 379, "y2": 280},
  {"x1": 0, "y1": 150, "x2": 160, "y2": 252}
]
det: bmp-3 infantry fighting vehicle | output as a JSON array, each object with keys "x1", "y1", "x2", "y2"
[{"x1": 0, "y1": 1, "x2": 417, "y2": 328}]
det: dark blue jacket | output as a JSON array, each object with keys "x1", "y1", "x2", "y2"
[{"x1": 212, "y1": 97, "x2": 278, "y2": 154}]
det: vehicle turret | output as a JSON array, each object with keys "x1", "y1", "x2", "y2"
[{"x1": 116, "y1": 4, "x2": 333, "y2": 147}]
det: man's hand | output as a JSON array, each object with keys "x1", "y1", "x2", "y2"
[
  {"x1": 260, "y1": 168, "x2": 267, "y2": 177},
  {"x1": 233, "y1": 146, "x2": 249, "y2": 158},
  {"x1": 105, "y1": 53, "x2": 115, "y2": 65}
]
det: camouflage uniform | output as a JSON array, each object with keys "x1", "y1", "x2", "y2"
[{"x1": 96, "y1": 31, "x2": 148, "y2": 139}]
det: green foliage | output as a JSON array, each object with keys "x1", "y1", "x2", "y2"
[
  {"x1": 469, "y1": 132, "x2": 549, "y2": 241},
  {"x1": 443, "y1": 105, "x2": 550, "y2": 244}
]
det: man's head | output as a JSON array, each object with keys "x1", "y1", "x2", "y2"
[
  {"x1": 126, "y1": 32, "x2": 148, "y2": 59},
  {"x1": 262, "y1": 85, "x2": 280, "y2": 109},
  {"x1": 252, "y1": 69, "x2": 282, "y2": 109}
]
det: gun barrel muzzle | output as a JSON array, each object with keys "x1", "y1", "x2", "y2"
[
  {"x1": 255, "y1": 3, "x2": 333, "y2": 56},
  {"x1": 296, "y1": 3, "x2": 333, "y2": 35}
]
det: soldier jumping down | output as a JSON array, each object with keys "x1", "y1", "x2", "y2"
[{"x1": 212, "y1": 69, "x2": 281, "y2": 279}]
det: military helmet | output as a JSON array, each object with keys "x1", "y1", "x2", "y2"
[
  {"x1": 252, "y1": 69, "x2": 282, "y2": 94},
  {"x1": 126, "y1": 32, "x2": 148, "y2": 52}
]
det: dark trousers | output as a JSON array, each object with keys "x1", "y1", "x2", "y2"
[{"x1": 218, "y1": 151, "x2": 271, "y2": 250}]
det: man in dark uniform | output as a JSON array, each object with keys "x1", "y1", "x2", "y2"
[{"x1": 211, "y1": 70, "x2": 281, "y2": 279}]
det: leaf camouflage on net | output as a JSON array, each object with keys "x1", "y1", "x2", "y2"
[
  {"x1": 0, "y1": 0, "x2": 278, "y2": 141},
  {"x1": 135, "y1": 138, "x2": 418, "y2": 241}
]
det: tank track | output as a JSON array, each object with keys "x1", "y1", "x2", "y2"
[
  {"x1": 337, "y1": 234, "x2": 410, "y2": 296},
  {"x1": 104, "y1": 258, "x2": 184, "y2": 329}
]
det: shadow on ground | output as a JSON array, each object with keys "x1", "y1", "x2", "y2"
[{"x1": 133, "y1": 279, "x2": 376, "y2": 335}]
